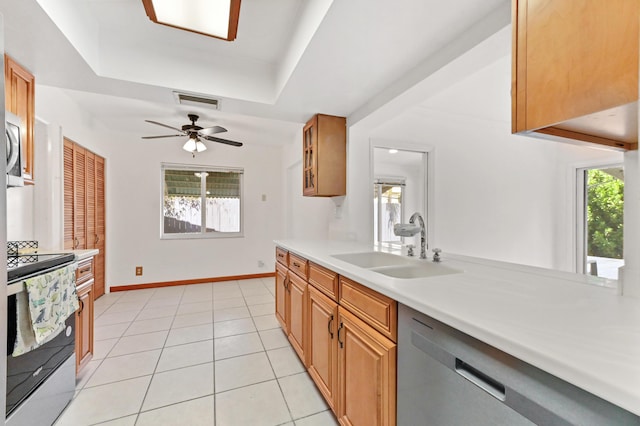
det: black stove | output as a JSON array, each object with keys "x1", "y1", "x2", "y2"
[{"x1": 7, "y1": 253, "x2": 76, "y2": 283}]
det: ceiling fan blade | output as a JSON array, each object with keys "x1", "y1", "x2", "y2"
[
  {"x1": 200, "y1": 135, "x2": 243, "y2": 147},
  {"x1": 141, "y1": 134, "x2": 185, "y2": 139},
  {"x1": 145, "y1": 120, "x2": 186, "y2": 134},
  {"x1": 198, "y1": 125, "x2": 227, "y2": 136}
]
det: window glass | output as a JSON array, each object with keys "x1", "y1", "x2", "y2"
[{"x1": 162, "y1": 165, "x2": 243, "y2": 238}]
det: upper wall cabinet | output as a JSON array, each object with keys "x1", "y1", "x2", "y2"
[
  {"x1": 5, "y1": 55, "x2": 35, "y2": 182},
  {"x1": 303, "y1": 114, "x2": 346, "y2": 197},
  {"x1": 512, "y1": 0, "x2": 639, "y2": 151}
]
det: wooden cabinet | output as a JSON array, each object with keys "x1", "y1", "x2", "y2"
[
  {"x1": 309, "y1": 262, "x2": 339, "y2": 300},
  {"x1": 512, "y1": 0, "x2": 639, "y2": 150},
  {"x1": 287, "y1": 272, "x2": 307, "y2": 364},
  {"x1": 64, "y1": 139, "x2": 106, "y2": 298},
  {"x1": 5, "y1": 55, "x2": 35, "y2": 183},
  {"x1": 303, "y1": 114, "x2": 346, "y2": 197},
  {"x1": 75, "y1": 258, "x2": 95, "y2": 373},
  {"x1": 275, "y1": 262, "x2": 288, "y2": 330},
  {"x1": 308, "y1": 285, "x2": 339, "y2": 413},
  {"x1": 275, "y1": 246, "x2": 397, "y2": 425},
  {"x1": 337, "y1": 307, "x2": 396, "y2": 426},
  {"x1": 339, "y1": 276, "x2": 397, "y2": 342}
]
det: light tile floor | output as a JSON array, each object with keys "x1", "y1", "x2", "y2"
[{"x1": 54, "y1": 278, "x2": 338, "y2": 426}]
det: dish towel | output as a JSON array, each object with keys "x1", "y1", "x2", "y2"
[{"x1": 13, "y1": 264, "x2": 79, "y2": 357}]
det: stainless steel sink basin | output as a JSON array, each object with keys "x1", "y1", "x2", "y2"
[
  {"x1": 370, "y1": 263, "x2": 461, "y2": 279},
  {"x1": 331, "y1": 251, "x2": 412, "y2": 268}
]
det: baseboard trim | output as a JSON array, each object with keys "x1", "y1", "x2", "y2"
[{"x1": 110, "y1": 272, "x2": 275, "y2": 292}]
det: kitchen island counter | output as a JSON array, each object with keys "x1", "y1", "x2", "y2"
[{"x1": 274, "y1": 239, "x2": 640, "y2": 416}]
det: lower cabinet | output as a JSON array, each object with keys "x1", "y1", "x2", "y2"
[
  {"x1": 307, "y1": 285, "x2": 339, "y2": 413},
  {"x1": 287, "y1": 272, "x2": 307, "y2": 364},
  {"x1": 337, "y1": 307, "x2": 396, "y2": 426},
  {"x1": 275, "y1": 263, "x2": 288, "y2": 329},
  {"x1": 276, "y1": 247, "x2": 397, "y2": 426},
  {"x1": 75, "y1": 258, "x2": 95, "y2": 373}
]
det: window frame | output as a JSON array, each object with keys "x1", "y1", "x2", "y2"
[
  {"x1": 575, "y1": 163, "x2": 624, "y2": 278},
  {"x1": 160, "y1": 163, "x2": 244, "y2": 240},
  {"x1": 374, "y1": 178, "x2": 406, "y2": 246}
]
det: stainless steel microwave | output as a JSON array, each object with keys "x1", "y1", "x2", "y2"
[{"x1": 6, "y1": 111, "x2": 24, "y2": 187}]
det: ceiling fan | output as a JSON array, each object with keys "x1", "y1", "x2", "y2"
[{"x1": 142, "y1": 114, "x2": 243, "y2": 154}]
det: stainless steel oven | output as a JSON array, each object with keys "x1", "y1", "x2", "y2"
[{"x1": 6, "y1": 253, "x2": 77, "y2": 426}]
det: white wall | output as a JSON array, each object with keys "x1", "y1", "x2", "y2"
[
  {"x1": 315, "y1": 48, "x2": 623, "y2": 273},
  {"x1": 6, "y1": 186, "x2": 34, "y2": 241},
  {"x1": 32, "y1": 86, "x2": 286, "y2": 290},
  {"x1": 280, "y1": 129, "x2": 336, "y2": 240}
]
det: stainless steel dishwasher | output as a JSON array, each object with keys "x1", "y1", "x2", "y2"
[{"x1": 397, "y1": 304, "x2": 640, "y2": 425}]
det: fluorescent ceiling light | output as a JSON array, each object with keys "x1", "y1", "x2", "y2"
[
  {"x1": 142, "y1": 0, "x2": 241, "y2": 41},
  {"x1": 388, "y1": 149, "x2": 398, "y2": 154}
]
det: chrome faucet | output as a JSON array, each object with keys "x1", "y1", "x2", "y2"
[
  {"x1": 393, "y1": 212, "x2": 428, "y2": 259},
  {"x1": 409, "y1": 212, "x2": 427, "y2": 259}
]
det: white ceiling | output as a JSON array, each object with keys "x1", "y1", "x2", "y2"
[{"x1": 0, "y1": 0, "x2": 511, "y2": 146}]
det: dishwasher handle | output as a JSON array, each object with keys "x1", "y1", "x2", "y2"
[{"x1": 455, "y1": 358, "x2": 506, "y2": 401}]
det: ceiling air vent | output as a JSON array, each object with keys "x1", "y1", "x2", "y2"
[{"x1": 173, "y1": 92, "x2": 220, "y2": 110}]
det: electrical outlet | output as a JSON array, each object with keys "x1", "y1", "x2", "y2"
[
  {"x1": 135, "y1": 266, "x2": 143, "y2": 276},
  {"x1": 258, "y1": 260, "x2": 265, "y2": 268}
]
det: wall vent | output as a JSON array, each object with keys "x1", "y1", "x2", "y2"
[{"x1": 173, "y1": 92, "x2": 220, "y2": 110}]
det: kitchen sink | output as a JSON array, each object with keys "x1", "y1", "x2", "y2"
[
  {"x1": 331, "y1": 251, "x2": 462, "y2": 279},
  {"x1": 370, "y1": 263, "x2": 461, "y2": 279},
  {"x1": 331, "y1": 251, "x2": 413, "y2": 268}
]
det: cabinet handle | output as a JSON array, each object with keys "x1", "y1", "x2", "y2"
[
  {"x1": 95, "y1": 234, "x2": 99, "y2": 244},
  {"x1": 283, "y1": 277, "x2": 289, "y2": 291},
  {"x1": 328, "y1": 315, "x2": 334, "y2": 339},
  {"x1": 74, "y1": 238, "x2": 79, "y2": 249},
  {"x1": 337, "y1": 322, "x2": 344, "y2": 348},
  {"x1": 78, "y1": 299, "x2": 84, "y2": 314},
  {"x1": 293, "y1": 262, "x2": 301, "y2": 267},
  {"x1": 78, "y1": 265, "x2": 91, "y2": 274}
]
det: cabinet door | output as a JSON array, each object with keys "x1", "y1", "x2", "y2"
[
  {"x1": 76, "y1": 279, "x2": 94, "y2": 373},
  {"x1": 275, "y1": 263, "x2": 288, "y2": 330},
  {"x1": 94, "y1": 155, "x2": 106, "y2": 298},
  {"x1": 512, "y1": 0, "x2": 639, "y2": 149},
  {"x1": 308, "y1": 285, "x2": 338, "y2": 413},
  {"x1": 302, "y1": 115, "x2": 317, "y2": 196},
  {"x1": 63, "y1": 140, "x2": 75, "y2": 250},
  {"x1": 73, "y1": 145, "x2": 87, "y2": 249},
  {"x1": 5, "y1": 55, "x2": 35, "y2": 183},
  {"x1": 287, "y1": 272, "x2": 307, "y2": 365},
  {"x1": 86, "y1": 151, "x2": 96, "y2": 249},
  {"x1": 337, "y1": 307, "x2": 396, "y2": 426}
]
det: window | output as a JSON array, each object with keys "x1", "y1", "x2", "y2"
[
  {"x1": 374, "y1": 180, "x2": 404, "y2": 245},
  {"x1": 161, "y1": 164, "x2": 243, "y2": 238},
  {"x1": 577, "y1": 165, "x2": 624, "y2": 279}
]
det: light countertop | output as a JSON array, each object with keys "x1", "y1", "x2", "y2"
[
  {"x1": 274, "y1": 239, "x2": 640, "y2": 416},
  {"x1": 33, "y1": 249, "x2": 99, "y2": 260}
]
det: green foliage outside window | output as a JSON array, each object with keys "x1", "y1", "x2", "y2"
[{"x1": 587, "y1": 169, "x2": 623, "y2": 259}]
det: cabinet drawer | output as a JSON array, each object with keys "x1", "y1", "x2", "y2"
[
  {"x1": 309, "y1": 262, "x2": 338, "y2": 301},
  {"x1": 276, "y1": 247, "x2": 289, "y2": 266},
  {"x1": 76, "y1": 259, "x2": 94, "y2": 285},
  {"x1": 289, "y1": 253, "x2": 308, "y2": 279},
  {"x1": 339, "y1": 277, "x2": 397, "y2": 342}
]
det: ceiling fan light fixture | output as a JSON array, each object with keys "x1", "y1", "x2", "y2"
[
  {"x1": 195, "y1": 141, "x2": 208, "y2": 152},
  {"x1": 142, "y1": 0, "x2": 241, "y2": 41},
  {"x1": 183, "y1": 138, "x2": 197, "y2": 152}
]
